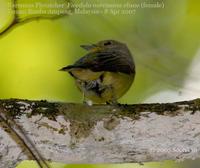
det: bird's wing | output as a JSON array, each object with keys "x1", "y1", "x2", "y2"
[{"x1": 72, "y1": 51, "x2": 135, "y2": 74}]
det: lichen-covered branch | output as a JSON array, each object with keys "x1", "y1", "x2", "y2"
[{"x1": 0, "y1": 98, "x2": 200, "y2": 167}]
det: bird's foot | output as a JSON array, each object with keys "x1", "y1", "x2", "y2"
[
  {"x1": 106, "y1": 100, "x2": 120, "y2": 106},
  {"x1": 106, "y1": 101, "x2": 129, "y2": 110},
  {"x1": 83, "y1": 100, "x2": 93, "y2": 106}
]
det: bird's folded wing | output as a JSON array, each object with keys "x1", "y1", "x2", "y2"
[{"x1": 73, "y1": 51, "x2": 135, "y2": 74}]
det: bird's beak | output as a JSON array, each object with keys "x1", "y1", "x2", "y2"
[{"x1": 80, "y1": 44, "x2": 97, "y2": 51}]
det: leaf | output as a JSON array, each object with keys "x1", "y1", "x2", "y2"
[{"x1": 0, "y1": 0, "x2": 72, "y2": 36}]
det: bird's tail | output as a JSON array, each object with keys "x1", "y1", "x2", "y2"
[{"x1": 59, "y1": 65, "x2": 76, "y2": 71}]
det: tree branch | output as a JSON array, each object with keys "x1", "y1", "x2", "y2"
[
  {"x1": 0, "y1": 98, "x2": 200, "y2": 167},
  {"x1": 0, "y1": 0, "x2": 71, "y2": 37}
]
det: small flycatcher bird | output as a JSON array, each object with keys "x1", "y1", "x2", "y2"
[{"x1": 60, "y1": 40, "x2": 135, "y2": 105}]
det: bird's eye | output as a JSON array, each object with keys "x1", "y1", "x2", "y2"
[{"x1": 103, "y1": 41, "x2": 112, "y2": 46}]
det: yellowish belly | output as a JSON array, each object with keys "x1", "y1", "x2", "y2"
[{"x1": 75, "y1": 71, "x2": 134, "y2": 103}]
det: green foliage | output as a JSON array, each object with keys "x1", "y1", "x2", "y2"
[
  {"x1": 0, "y1": 0, "x2": 71, "y2": 35},
  {"x1": 16, "y1": 160, "x2": 181, "y2": 168}
]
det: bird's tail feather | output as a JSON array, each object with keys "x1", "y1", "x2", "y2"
[{"x1": 59, "y1": 65, "x2": 76, "y2": 71}]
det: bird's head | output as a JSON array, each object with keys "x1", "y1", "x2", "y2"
[{"x1": 80, "y1": 40, "x2": 127, "y2": 52}]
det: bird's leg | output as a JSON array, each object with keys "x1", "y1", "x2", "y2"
[
  {"x1": 82, "y1": 93, "x2": 93, "y2": 106},
  {"x1": 82, "y1": 92, "x2": 92, "y2": 105},
  {"x1": 82, "y1": 91, "x2": 86, "y2": 103},
  {"x1": 80, "y1": 80, "x2": 94, "y2": 106}
]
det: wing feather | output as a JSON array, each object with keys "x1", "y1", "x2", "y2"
[{"x1": 72, "y1": 51, "x2": 135, "y2": 74}]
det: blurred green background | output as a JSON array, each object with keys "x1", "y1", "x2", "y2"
[{"x1": 1, "y1": 0, "x2": 200, "y2": 167}]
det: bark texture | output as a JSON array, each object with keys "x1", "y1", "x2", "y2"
[{"x1": 0, "y1": 98, "x2": 200, "y2": 167}]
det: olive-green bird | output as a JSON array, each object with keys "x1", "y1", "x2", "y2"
[{"x1": 60, "y1": 40, "x2": 135, "y2": 105}]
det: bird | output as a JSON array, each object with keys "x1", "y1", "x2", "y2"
[{"x1": 60, "y1": 40, "x2": 135, "y2": 105}]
